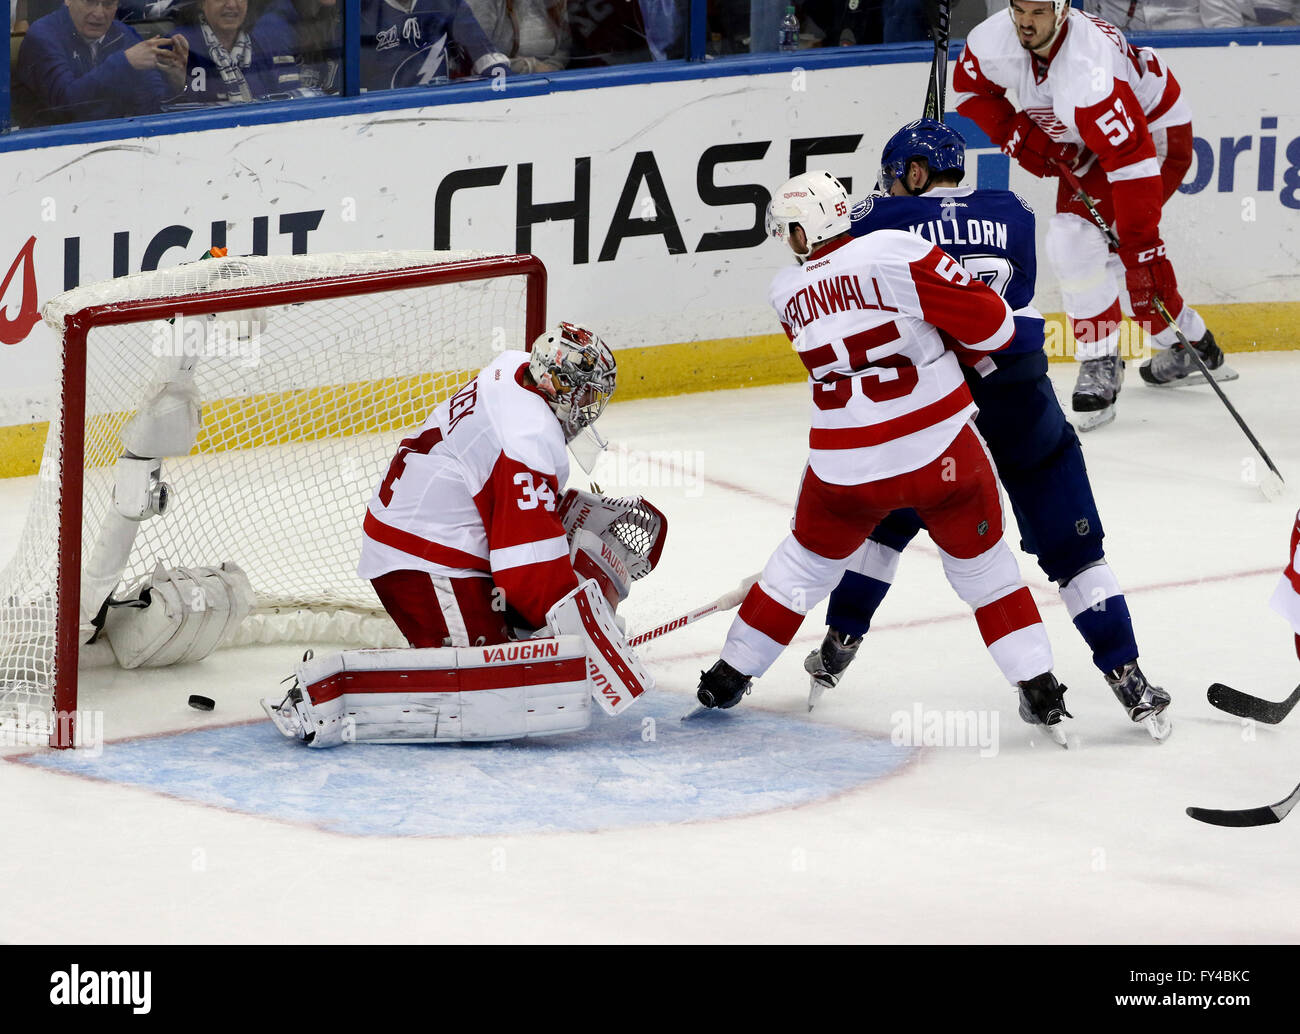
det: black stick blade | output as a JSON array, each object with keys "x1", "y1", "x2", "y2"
[
  {"x1": 1187, "y1": 782, "x2": 1300, "y2": 827},
  {"x1": 1186, "y1": 805, "x2": 1282, "y2": 827},
  {"x1": 1207, "y1": 682, "x2": 1300, "y2": 724}
]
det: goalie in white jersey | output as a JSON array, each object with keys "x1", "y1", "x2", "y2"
[
  {"x1": 264, "y1": 323, "x2": 667, "y2": 747},
  {"x1": 695, "y1": 171, "x2": 1073, "y2": 744},
  {"x1": 955, "y1": 0, "x2": 1232, "y2": 429}
]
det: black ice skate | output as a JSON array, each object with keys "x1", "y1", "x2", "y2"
[
  {"x1": 695, "y1": 659, "x2": 752, "y2": 710},
  {"x1": 1106, "y1": 660, "x2": 1172, "y2": 742},
  {"x1": 1017, "y1": 672, "x2": 1072, "y2": 747},
  {"x1": 1071, "y1": 356, "x2": 1124, "y2": 432},
  {"x1": 1139, "y1": 328, "x2": 1238, "y2": 387},
  {"x1": 804, "y1": 628, "x2": 862, "y2": 711}
]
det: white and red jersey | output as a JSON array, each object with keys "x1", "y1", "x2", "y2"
[
  {"x1": 358, "y1": 350, "x2": 579, "y2": 630},
  {"x1": 954, "y1": 9, "x2": 1192, "y2": 250},
  {"x1": 770, "y1": 228, "x2": 1015, "y2": 485},
  {"x1": 1270, "y1": 508, "x2": 1300, "y2": 640}
]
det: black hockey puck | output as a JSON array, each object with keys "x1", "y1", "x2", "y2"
[{"x1": 188, "y1": 694, "x2": 215, "y2": 711}]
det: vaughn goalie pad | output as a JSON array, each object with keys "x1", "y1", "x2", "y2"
[
  {"x1": 103, "y1": 562, "x2": 254, "y2": 668},
  {"x1": 262, "y1": 637, "x2": 591, "y2": 747},
  {"x1": 546, "y1": 579, "x2": 654, "y2": 716}
]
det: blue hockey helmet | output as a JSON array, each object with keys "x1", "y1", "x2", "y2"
[{"x1": 878, "y1": 119, "x2": 967, "y2": 194}]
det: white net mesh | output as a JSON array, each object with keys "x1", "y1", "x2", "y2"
[{"x1": 0, "y1": 251, "x2": 537, "y2": 735}]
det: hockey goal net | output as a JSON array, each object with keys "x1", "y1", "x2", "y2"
[{"x1": 0, "y1": 250, "x2": 546, "y2": 747}]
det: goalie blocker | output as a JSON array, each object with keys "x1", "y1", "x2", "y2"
[{"x1": 264, "y1": 578, "x2": 654, "y2": 745}]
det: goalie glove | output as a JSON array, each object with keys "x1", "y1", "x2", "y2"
[{"x1": 558, "y1": 489, "x2": 668, "y2": 608}]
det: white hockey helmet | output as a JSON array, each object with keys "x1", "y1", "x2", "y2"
[
  {"x1": 528, "y1": 322, "x2": 617, "y2": 443},
  {"x1": 765, "y1": 171, "x2": 851, "y2": 257}
]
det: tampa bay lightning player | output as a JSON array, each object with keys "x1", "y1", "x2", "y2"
[{"x1": 805, "y1": 118, "x2": 1171, "y2": 741}]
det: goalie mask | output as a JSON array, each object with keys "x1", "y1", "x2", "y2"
[
  {"x1": 528, "y1": 323, "x2": 617, "y2": 446},
  {"x1": 765, "y1": 171, "x2": 851, "y2": 259}
]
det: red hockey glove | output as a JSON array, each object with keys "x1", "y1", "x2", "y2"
[
  {"x1": 1001, "y1": 112, "x2": 1084, "y2": 179},
  {"x1": 1119, "y1": 242, "x2": 1182, "y2": 327}
]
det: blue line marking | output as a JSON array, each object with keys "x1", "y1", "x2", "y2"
[{"x1": 23, "y1": 692, "x2": 914, "y2": 837}]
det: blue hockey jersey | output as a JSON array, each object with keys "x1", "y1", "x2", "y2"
[
  {"x1": 850, "y1": 187, "x2": 1044, "y2": 358},
  {"x1": 361, "y1": 0, "x2": 506, "y2": 91}
]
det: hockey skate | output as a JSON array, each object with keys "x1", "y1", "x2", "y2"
[
  {"x1": 1106, "y1": 660, "x2": 1172, "y2": 742},
  {"x1": 1139, "y1": 329, "x2": 1238, "y2": 388},
  {"x1": 804, "y1": 628, "x2": 862, "y2": 711},
  {"x1": 1017, "y1": 672, "x2": 1071, "y2": 747},
  {"x1": 262, "y1": 679, "x2": 310, "y2": 742},
  {"x1": 693, "y1": 659, "x2": 752, "y2": 712},
  {"x1": 1071, "y1": 356, "x2": 1124, "y2": 432}
]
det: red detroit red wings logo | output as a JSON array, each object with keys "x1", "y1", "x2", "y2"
[{"x1": 1026, "y1": 107, "x2": 1070, "y2": 140}]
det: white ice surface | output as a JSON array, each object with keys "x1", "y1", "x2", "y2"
[{"x1": 2, "y1": 354, "x2": 1299, "y2": 944}]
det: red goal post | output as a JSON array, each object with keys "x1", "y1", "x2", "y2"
[{"x1": 1, "y1": 251, "x2": 546, "y2": 748}]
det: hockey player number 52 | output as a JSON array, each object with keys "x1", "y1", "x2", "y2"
[{"x1": 1095, "y1": 97, "x2": 1136, "y2": 145}]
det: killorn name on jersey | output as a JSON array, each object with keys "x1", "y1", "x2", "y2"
[{"x1": 908, "y1": 217, "x2": 1010, "y2": 250}]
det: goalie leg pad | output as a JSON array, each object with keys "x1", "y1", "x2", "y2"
[
  {"x1": 104, "y1": 562, "x2": 254, "y2": 668},
  {"x1": 262, "y1": 638, "x2": 592, "y2": 747},
  {"x1": 547, "y1": 579, "x2": 654, "y2": 716}
]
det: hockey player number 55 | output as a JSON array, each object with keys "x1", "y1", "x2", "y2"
[{"x1": 808, "y1": 322, "x2": 919, "y2": 410}]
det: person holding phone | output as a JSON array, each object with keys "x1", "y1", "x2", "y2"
[{"x1": 14, "y1": 0, "x2": 188, "y2": 124}]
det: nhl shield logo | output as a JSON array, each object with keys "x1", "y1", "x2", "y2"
[
  {"x1": 1075, "y1": 518, "x2": 1090, "y2": 535},
  {"x1": 977, "y1": 520, "x2": 989, "y2": 536}
]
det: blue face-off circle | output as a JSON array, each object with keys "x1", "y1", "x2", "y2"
[{"x1": 21, "y1": 693, "x2": 913, "y2": 837}]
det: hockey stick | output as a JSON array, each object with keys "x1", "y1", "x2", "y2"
[
  {"x1": 627, "y1": 574, "x2": 759, "y2": 649},
  {"x1": 923, "y1": 0, "x2": 951, "y2": 122},
  {"x1": 1054, "y1": 158, "x2": 1285, "y2": 500},
  {"x1": 1207, "y1": 682, "x2": 1300, "y2": 725},
  {"x1": 1187, "y1": 781, "x2": 1300, "y2": 827}
]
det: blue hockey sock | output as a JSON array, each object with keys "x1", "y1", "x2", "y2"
[
  {"x1": 1059, "y1": 563, "x2": 1139, "y2": 675},
  {"x1": 826, "y1": 570, "x2": 891, "y2": 639}
]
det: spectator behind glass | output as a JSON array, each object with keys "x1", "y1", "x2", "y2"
[
  {"x1": 176, "y1": 0, "x2": 307, "y2": 102},
  {"x1": 463, "y1": 0, "x2": 571, "y2": 72},
  {"x1": 1083, "y1": 0, "x2": 1245, "y2": 28},
  {"x1": 14, "y1": 0, "x2": 188, "y2": 125},
  {"x1": 360, "y1": 0, "x2": 510, "y2": 89},
  {"x1": 568, "y1": 0, "x2": 683, "y2": 63},
  {"x1": 267, "y1": 0, "x2": 341, "y2": 92}
]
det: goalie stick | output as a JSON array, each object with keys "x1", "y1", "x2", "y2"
[
  {"x1": 1187, "y1": 781, "x2": 1300, "y2": 827},
  {"x1": 627, "y1": 574, "x2": 759, "y2": 648},
  {"x1": 923, "y1": 0, "x2": 951, "y2": 122},
  {"x1": 1054, "y1": 158, "x2": 1285, "y2": 501},
  {"x1": 1207, "y1": 682, "x2": 1300, "y2": 725}
]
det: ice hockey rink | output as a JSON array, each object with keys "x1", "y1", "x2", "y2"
[{"x1": 2, "y1": 352, "x2": 1298, "y2": 945}]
